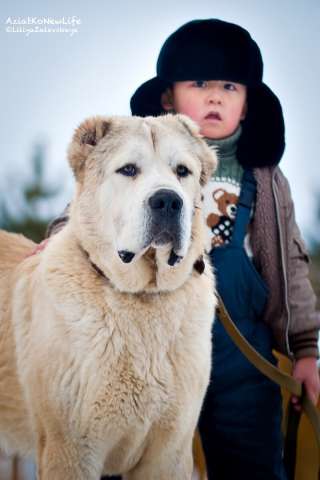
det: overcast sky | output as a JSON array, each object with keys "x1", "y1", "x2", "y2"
[{"x1": 1, "y1": 0, "x2": 319, "y2": 241}]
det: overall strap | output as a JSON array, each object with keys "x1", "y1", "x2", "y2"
[{"x1": 230, "y1": 169, "x2": 256, "y2": 247}]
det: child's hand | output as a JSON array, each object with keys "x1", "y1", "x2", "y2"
[
  {"x1": 26, "y1": 238, "x2": 50, "y2": 258},
  {"x1": 291, "y1": 357, "x2": 320, "y2": 411}
]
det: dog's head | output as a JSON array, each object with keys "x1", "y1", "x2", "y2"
[{"x1": 68, "y1": 114, "x2": 217, "y2": 293}]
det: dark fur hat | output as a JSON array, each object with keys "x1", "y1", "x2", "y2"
[{"x1": 130, "y1": 19, "x2": 285, "y2": 168}]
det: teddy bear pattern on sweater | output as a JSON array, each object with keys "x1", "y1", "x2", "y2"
[
  {"x1": 206, "y1": 188, "x2": 238, "y2": 246},
  {"x1": 202, "y1": 176, "x2": 253, "y2": 257}
]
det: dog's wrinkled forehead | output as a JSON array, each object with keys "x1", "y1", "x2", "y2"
[
  {"x1": 94, "y1": 116, "x2": 200, "y2": 169},
  {"x1": 105, "y1": 116, "x2": 198, "y2": 152},
  {"x1": 94, "y1": 119, "x2": 161, "y2": 167},
  {"x1": 141, "y1": 115, "x2": 200, "y2": 149},
  {"x1": 91, "y1": 118, "x2": 167, "y2": 160},
  {"x1": 141, "y1": 121, "x2": 157, "y2": 151},
  {"x1": 68, "y1": 114, "x2": 216, "y2": 186}
]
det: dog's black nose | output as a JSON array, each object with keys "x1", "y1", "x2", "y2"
[{"x1": 148, "y1": 189, "x2": 183, "y2": 218}]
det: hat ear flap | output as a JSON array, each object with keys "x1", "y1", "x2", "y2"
[
  {"x1": 68, "y1": 116, "x2": 111, "y2": 181},
  {"x1": 237, "y1": 84, "x2": 285, "y2": 168},
  {"x1": 130, "y1": 78, "x2": 171, "y2": 116}
]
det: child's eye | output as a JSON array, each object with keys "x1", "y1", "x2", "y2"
[
  {"x1": 193, "y1": 80, "x2": 208, "y2": 88},
  {"x1": 224, "y1": 83, "x2": 237, "y2": 91}
]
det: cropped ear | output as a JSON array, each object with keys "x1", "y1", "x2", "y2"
[
  {"x1": 176, "y1": 114, "x2": 218, "y2": 186},
  {"x1": 68, "y1": 116, "x2": 111, "y2": 181},
  {"x1": 175, "y1": 113, "x2": 201, "y2": 137},
  {"x1": 199, "y1": 145, "x2": 217, "y2": 186}
]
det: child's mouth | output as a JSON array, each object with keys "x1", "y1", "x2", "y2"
[{"x1": 205, "y1": 112, "x2": 222, "y2": 121}]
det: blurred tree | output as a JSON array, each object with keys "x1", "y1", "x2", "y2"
[{"x1": 0, "y1": 143, "x2": 60, "y2": 243}]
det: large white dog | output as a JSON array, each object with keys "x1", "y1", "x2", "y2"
[{"x1": 0, "y1": 114, "x2": 217, "y2": 479}]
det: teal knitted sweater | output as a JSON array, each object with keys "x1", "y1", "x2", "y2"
[{"x1": 203, "y1": 127, "x2": 252, "y2": 254}]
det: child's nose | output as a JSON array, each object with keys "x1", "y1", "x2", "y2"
[{"x1": 206, "y1": 87, "x2": 222, "y2": 104}]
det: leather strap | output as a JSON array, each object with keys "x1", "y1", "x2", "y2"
[{"x1": 216, "y1": 294, "x2": 320, "y2": 451}]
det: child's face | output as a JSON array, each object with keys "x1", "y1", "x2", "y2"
[{"x1": 161, "y1": 80, "x2": 247, "y2": 139}]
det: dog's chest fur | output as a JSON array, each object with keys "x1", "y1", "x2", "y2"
[{"x1": 14, "y1": 264, "x2": 211, "y2": 469}]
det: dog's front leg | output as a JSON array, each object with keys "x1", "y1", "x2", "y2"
[
  {"x1": 36, "y1": 435, "x2": 102, "y2": 480},
  {"x1": 124, "y1": 435, "x2": 194, "y2": 480},
  {"x1": 125, "y1": 454, "x2": 193, "y2": 480}
]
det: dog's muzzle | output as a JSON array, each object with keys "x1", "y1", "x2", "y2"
[
  {"x1": 118, "y1": 189, "x2": 185, "y2": 266},
  {"x1": 146, "y1": 189, "x2": 184, "y2": 266}
]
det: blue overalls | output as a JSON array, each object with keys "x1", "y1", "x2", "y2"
[{"x1": 198, "y1": 170, "x2": 287, "y2": 480}]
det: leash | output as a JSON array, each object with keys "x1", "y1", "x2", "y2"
[{"x1": 216, "y1": 294, "x2": 320, "y2": 479}]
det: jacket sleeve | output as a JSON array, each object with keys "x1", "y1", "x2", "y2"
[
  {"x1": 278, "y1": 171, "x2": 320, "y2": 359},
  {"x1": 45, "y1": 204, "x2": 70, "y2": 238}
]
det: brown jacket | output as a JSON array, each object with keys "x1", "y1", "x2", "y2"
[
  {"x1": 47, "y1": 166, "x2": 319, "y2": 360},
  {"x1": 252, "y1": 166, "x2": 319, "y2": 359}
]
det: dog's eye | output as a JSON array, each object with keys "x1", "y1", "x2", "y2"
[
  {"x1": 116, "y1": 164, "x2": 139, "y2": 177},
  {"x1": 176, "y1": 164, "x2": 191, "y2": 178}
]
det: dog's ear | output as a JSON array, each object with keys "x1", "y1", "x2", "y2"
[
  {"x1": 198, "y1": 145, "x2": 217, "y2": 186},
  {"x1": 176, "y1": 114, "x2": 217, "y2": 186},
  {"x1": 68, "y1": 116, "x2": 111, "y2": 181},
  {"x1": 175, "y1": 114, "x2": 200, "y2": 138}
]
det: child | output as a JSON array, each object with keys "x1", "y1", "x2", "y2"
[{"x1": 129, "y1": 18, "x2": 320, "y2": 479}]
